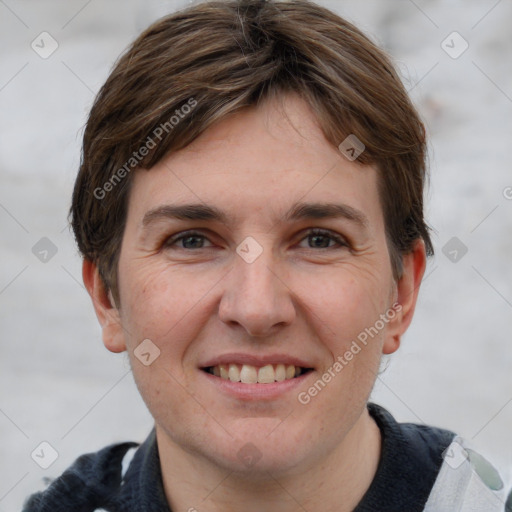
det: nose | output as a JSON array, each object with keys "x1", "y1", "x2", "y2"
[{"x1": 218, "y1": 244, "x2": 296, "y2": 338}]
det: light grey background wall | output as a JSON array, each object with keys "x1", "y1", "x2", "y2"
[{"x1": 1, "y1": 1, "x2": 511, "y2": 510}]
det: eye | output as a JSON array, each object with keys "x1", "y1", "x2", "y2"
[
  {"x1": 162, "y1": 228, "x2": 348, "y2": 251},
  {"x1": 298, "y1": 229, "x2": 348, "y2": 249},
  {"x1": 163, "y1": 230, "x2": 214, "y2": 250}
]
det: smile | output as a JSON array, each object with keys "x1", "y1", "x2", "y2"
[{"x1": 203, "y1": 363, "x2": 313, "y2": 384}]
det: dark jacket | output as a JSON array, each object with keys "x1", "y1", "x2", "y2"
[{"x1": 24, "y1": 403, "x2": 502, "y2": 511}]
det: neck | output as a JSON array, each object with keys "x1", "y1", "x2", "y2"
[{"x1": 157, "y1": 408, "x2": 382, "y2": 512}]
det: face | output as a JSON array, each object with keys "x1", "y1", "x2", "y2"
[{"x1": 86, "y1": 93, "x2": 424, "y2": 475}]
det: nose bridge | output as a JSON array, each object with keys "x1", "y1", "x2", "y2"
[
  {"x1": 218, "y1": 238, "x2": 295, "y2": 336},
  {"x1": 237, "y1": 249, "x2": 279, "y2": 301}
]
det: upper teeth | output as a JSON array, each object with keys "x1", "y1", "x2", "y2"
[{"x1": 209, "y1": 364, "x2": 303, "y2": 384}]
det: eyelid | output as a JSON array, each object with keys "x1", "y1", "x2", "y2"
[
  {"x1": 163, "y1": 228, "x2": 349, "y2": 250},
  {"x1": 163, "y1": 229, "x2": 215, "y2": 248},
  {"x1": 298, "y1": 228, "x2": 349, "y2": 248}
]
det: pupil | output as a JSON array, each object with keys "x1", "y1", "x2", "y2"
[
  {"x1": 310, "y1": 235, "x2": 329, "y2": 248},
  {"x1": 183, "y1": 236, "x2": 203, "y2": 249}
]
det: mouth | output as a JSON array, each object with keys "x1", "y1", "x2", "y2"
[{"x1": 201, "y1": 363, "x2": 314, "y2": 384}]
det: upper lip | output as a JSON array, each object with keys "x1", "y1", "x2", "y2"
[{"x1": 200, "y1": 353, "x2": 314, "y2": 369}]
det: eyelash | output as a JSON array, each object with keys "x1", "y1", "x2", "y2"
[{"x1": 163, "y1": 229, "x2": 349, "y2": 251}]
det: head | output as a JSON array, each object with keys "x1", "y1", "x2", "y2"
[{"x1": 73, "y1": 0, "x2": 431, "y2": 475}]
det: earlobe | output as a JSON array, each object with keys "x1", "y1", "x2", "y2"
[
  {"x1": 382, "y1": 239, "x2": 427, "y2": 355},
  {"x1": 382, "y1": 333, "x2": 401, "y2": 355},
  {"x1": 82, "y1": 260, "x2": 127, "y2": 354}
]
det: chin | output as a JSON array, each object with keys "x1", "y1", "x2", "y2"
[
  {"x1": 215, "y1": 444, "x2": 307, "y2": 477},
  {"x1": 202, "y1": 418, "x2": 314, "y2": 475}
]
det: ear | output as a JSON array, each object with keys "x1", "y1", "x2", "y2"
[
  {"x1": 82, "y1": 260, "x2": 127, "y2": 353},
  {"x1": 382, "y1": 239, "x2": 427, "y2": 355}
]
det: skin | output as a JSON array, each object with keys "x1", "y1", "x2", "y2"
[{"x1": 84, "y1": 93, "x2": 426, "y2": 512}]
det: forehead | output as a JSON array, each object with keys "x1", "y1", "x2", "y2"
[{"x1": 128, "y1": 94, "x2": 384, "y2": 232}]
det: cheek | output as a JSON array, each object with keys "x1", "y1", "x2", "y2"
[
  {"x1": 118, "y1": 263, "x2": 212, "y2": 432},
  {"x1": 295, "y1": 265, "x2": 391, "y2": 407},
  {"x1": 131, "y1": 357, "x2": 206, "y2": 441},
  {"x1": 120, "y1": 262, "x2": 212, "y2": 343},
  {"x1": 300, "y1": 265, "x2": 390, "y2": 347}
]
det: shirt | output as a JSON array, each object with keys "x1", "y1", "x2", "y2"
[{"x1": 22, "y1": 402, "x2": 506, "y2": 511}]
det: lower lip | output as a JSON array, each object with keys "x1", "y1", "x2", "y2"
[{"x1": 200, "y1": 370, "x2": 314, "y2": 400}]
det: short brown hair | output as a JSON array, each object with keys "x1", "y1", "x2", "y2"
[{"x1": 70, "y1": 0, "x2": 433, "y2": 306}]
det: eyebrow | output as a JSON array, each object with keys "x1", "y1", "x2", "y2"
[
  {"x1": 285, "y1": 202, "x2": 369, "y2": 228},
  {"x1": 142, "y1": 204, "x2": 229, "y2": 226},
  {"x1": 142, "y1": 201, "x2": 369, "y2": 229}
]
